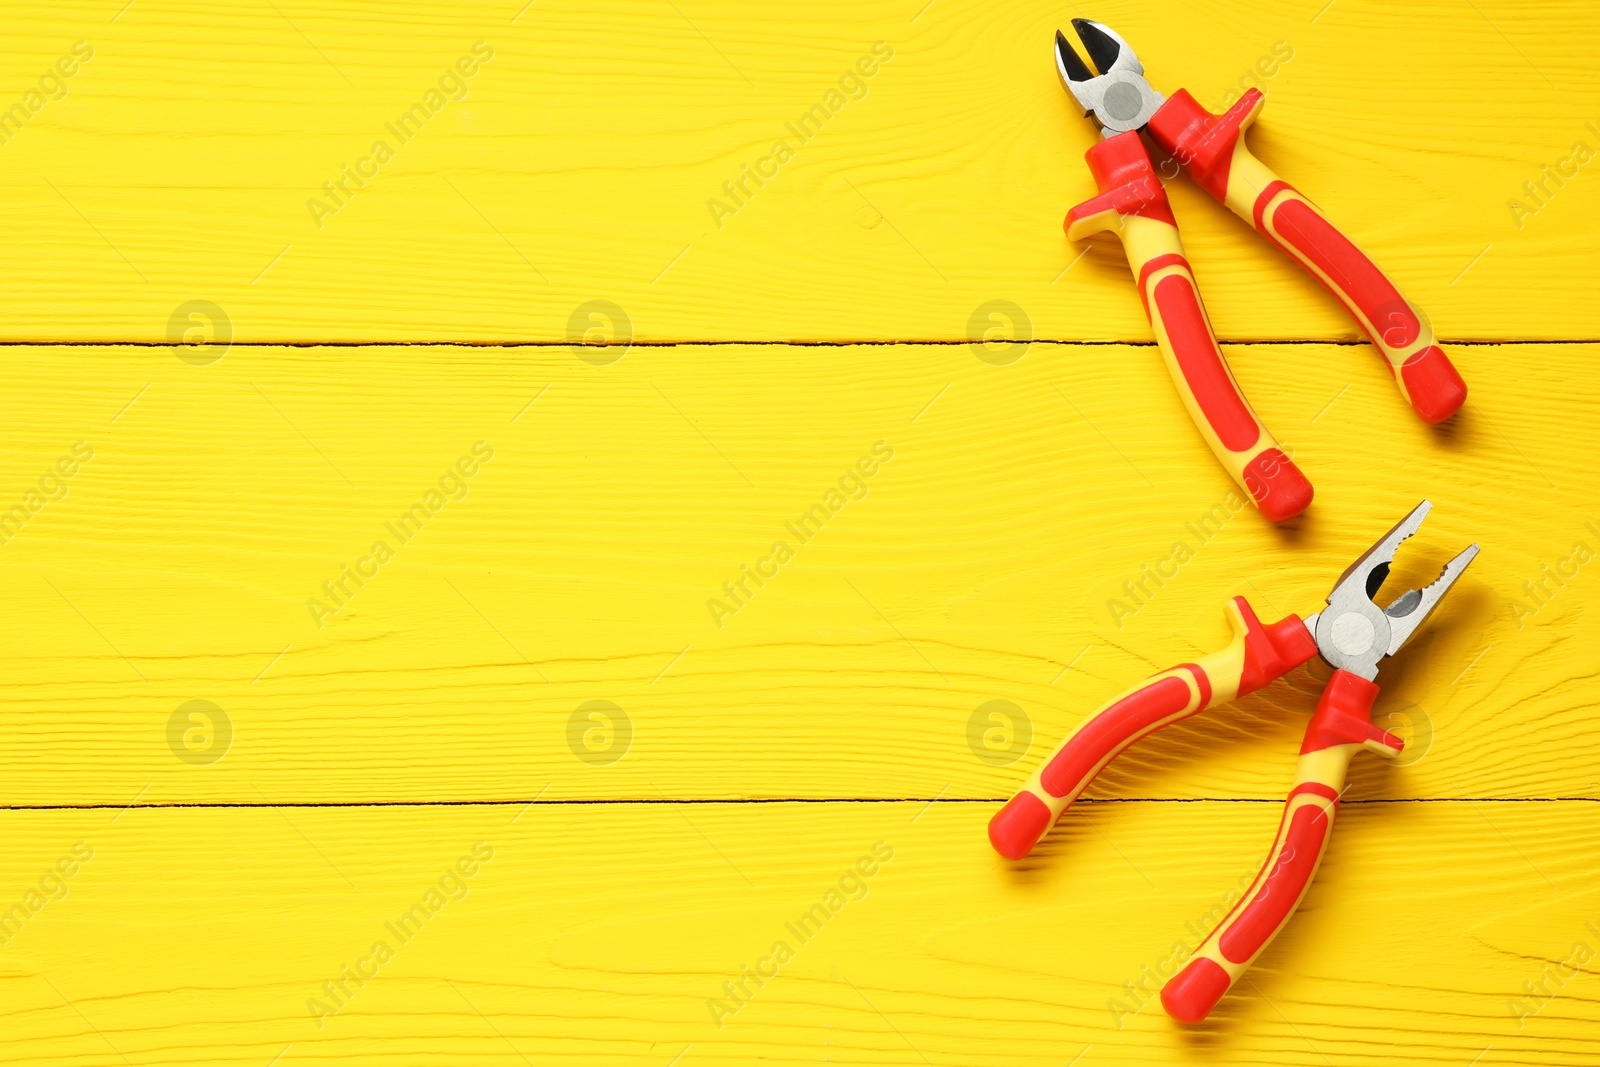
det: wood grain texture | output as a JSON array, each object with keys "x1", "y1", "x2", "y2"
[
  {"x1": 1, "y1": 802, "x2": 1597, "y2": 1065},
  {"x1": 0, "y1": 1, "x2": 1596, "y2": 342},
  {"x1": 0, "y1": 342, "x2": 1591, "y2": 804},
  {"x1": 2, "y1": 2, "x2": 1596, "y2": 1059}
]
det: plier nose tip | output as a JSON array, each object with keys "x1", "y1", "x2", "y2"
[
  {"x1": 1054, "y1": 28, "x2": 1093, "y2": 87},
  {"x1": 1055, "y1": 20, "x2": 1141, "y2": 84},
  {"x1": 1054, "y1": 21, "x2": 1162, "y2": 134},
  {"x1": 1312, "y1": 500, "x2": 1479, "y2": 676},
  {"x1": 1069, "y1": 18, "x2": 1140, "y2": 77}
]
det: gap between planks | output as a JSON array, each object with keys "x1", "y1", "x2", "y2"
[
  {"x1": 0, "y1": 339, "x2": 1594, "y2": 350},
  {"x1": 0, "y1": 797, "x2": 1595, "y2": 812}
]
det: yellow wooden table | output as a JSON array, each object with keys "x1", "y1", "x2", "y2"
[{"x1": 1, "y1": 2, "x2": 1597, "y2": 1063}]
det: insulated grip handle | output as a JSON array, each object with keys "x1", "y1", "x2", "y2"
[
  {"x1": 988, "y1": 597, "x2": 1317, "y2": 860},
  {"x1": 1065, "y1": 132, "x2": 1312, "y2": 521},
  {"x1": 1161, "y1": 669, "x2": 1404, "y2": 1022},
  {"x1": 1147, "y1": 90, "x2": 1467, "y2": 424}
]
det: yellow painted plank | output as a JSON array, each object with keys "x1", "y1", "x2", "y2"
[
  {"x1": 0, "y1": 802, "x2": 1596, "y2": 1064},
  {"x1": 0, "y1": 342, "x2": 1592, "y2": 803},
  {"x1": 0, "y1": 1, "x2": 1596, "y2": 342}
]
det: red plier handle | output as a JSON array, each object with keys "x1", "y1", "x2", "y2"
[
  {"x1": 1066, "y1": 133, "x2": 1314, "y2": 522},
  {"x1": 989, "y1": 597, "x2": 1317, "y2": 860},
  {"x1": 1162, "y1": 670, "x2": 1405, "y2": 1022},
  {"x1": 1148, "y1": 89, "x2": 1467, "y2": 424}
]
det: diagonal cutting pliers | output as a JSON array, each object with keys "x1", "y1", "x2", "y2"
[
  {"x1": 1054, "y1": 20, "x2": 1469, "y2": 522},
  {"x1": 988, "y1": 500, "x2": 1478, "y2": 1021}
]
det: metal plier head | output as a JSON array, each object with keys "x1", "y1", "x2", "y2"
[
  {"x1": 1054, "y1": 19, "x2": 1164, "y2": 137},
  {"x1": 1306, "y1": 501, "x2": 1479, "y2": 680}
]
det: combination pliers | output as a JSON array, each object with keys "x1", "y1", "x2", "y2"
[{"x1": 989, "y1": 501, "x2": 1478, "y2": 1021}]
